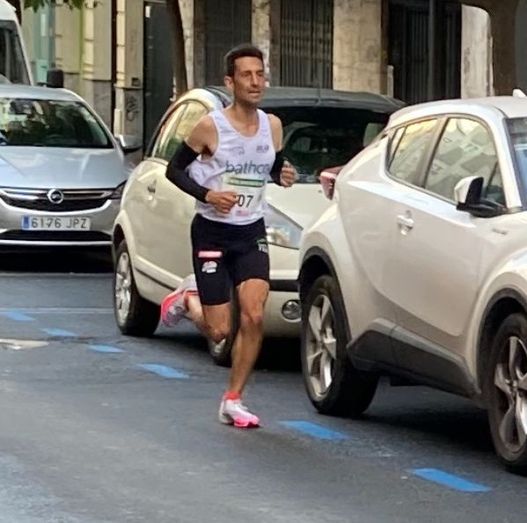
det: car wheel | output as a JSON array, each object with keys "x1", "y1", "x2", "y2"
[
  {"x1": 208, "y1": 292, "x2": 239, "y2": 367},
  {"x1": 113, "y1": 240, "x2": 160, "y2": 337},
  {"x1": 301, "y1": 274, "x2": 378, "y2": 417},
  {"x1": 487, "y1": 313, "x2": 527, "y2": 473}
]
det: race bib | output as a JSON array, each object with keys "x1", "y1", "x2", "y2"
[{"x1": 222, "y1": 175, "x2": 266, "y2": 217}]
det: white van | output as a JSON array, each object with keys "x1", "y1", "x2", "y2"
[{"x1": 0, "y1": 0, "x2": 33, "y2": 85}]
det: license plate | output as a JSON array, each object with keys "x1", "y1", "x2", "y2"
[{"x1": 21, "y1": 216, "x2": 91, "y2": 231}]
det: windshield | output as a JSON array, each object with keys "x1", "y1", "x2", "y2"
[
  {"x1": 0, "y1": 21, "x2": 30, "y2": 85},
  {"x1": 0, "y1": 98, "x2": 112, "y2": 148},
  {"x1": 508, "y1": 117, "x2": 527, "y2": 183},
  {"x1": 270, "y1": 107, "x2": 390, "y2": 183}
]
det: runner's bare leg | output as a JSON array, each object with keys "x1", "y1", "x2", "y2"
[
  {"x1": 228, "y1": 278, "x2": 269, "y2": 394},
  {"x1": 197, "y1": 302, "x2": 231, "y2": 343}
]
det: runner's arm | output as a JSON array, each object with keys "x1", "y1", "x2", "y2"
[
  {"x1": 269, "y1": 150, "x2": 285, "y2": 185},
  {"x1": 268, "y1": 114, "x2": 285, "y2": 186},
  {"x1": 166, "y1": 142, "x2": 208, "y2": 202},
  {"x1": 165, "y1": 116, "x2": 215, "y2": 203}
]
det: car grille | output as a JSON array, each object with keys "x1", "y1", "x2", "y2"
[
  {"x1": 0, "y1": 230, "x2": 111, "y2": 242},
  {"x1": 0, "y1": 188, "x2": 113, "y2": 212}
]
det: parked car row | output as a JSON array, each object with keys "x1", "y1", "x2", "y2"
[{"x1": 4, "y1": 80, "x2": 527, "y2": 473}]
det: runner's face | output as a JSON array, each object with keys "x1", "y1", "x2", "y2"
[{"x1": 226, "y1": 56, "x2": 266, "y2": 106}]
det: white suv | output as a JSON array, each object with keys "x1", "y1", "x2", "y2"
[{"x1": 299, "y1": 95, "x2": 527, "y2": 473}]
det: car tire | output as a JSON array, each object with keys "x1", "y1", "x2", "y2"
[
  {"x1": 208, "y1": 291, "x2": 239, "y2": 367},
  {"x1": 301, "y1": 274, "x2": 378, "y2": 418},
  {"x1": 113, "y1": 240, "x2": 160, "y2": 337},
  {"x1": 486, "y1": 313, "x2": 527, "y2": 474}
]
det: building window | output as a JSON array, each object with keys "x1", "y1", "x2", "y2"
[
  {"x1": 280, "y1": 0, "x2": 333, "y2": 88},
  {"x1": 204, "y1": 0, "x2": 252, "y2": 85}
]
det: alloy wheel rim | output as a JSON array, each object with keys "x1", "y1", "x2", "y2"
[
  {"x1": 493, "y1": 335, "x2": 527, "y2": 453},
  {"x1": 114, "y1": 252, "x2": 132, "y2": 325},
  {"x1": 305, "y1": 294, "x2": 337, "y2": 399}
]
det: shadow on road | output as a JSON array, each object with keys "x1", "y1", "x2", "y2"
[
  {"x1": 259, "y1": 337, "x2": 301, "y2": 372},
  {"x1": 362, "y1": 382, "x2": 495, "y2": 457},
  {"x1": 156, "y1": 326, "x2": 301, "y2": 373},
  {"x1": 0, "y1": 248, "x2": 113, "y2": 273}
]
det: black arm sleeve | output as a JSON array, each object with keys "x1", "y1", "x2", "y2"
[
  {"x1": 166, "y1": 141, "x2": 209, "y2": 203},
  {"x1": 269, "y1": 150, "x2": 285, "y2": 186}
]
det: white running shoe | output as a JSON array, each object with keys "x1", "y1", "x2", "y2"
[
  {"x1": 218, "y1": 398, "x2": 260, "y2": 428},
  {"x1": 160, "y1": 274, "x2": 197, "y2": 327}
]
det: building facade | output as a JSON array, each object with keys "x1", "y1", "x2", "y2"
[{"x1": 20, "y1": 0, "x2": 495, "y2": 148}]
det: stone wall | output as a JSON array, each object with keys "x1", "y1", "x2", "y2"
[
  {"x1": 333, "y1": 0, "x2": 384, "y2": 93},
  {"x1": 252, "y1": 0, "x2": 271, "y2": 83},
  {"x1": 461, "y1": 6, "x2": 493, "y2": 98},
  {"x1": 114, "y1": 0, "x2": 143, "y2": 140},
  {"x1": 81, "y1": 0, "x2": 113, "y2": 125}
]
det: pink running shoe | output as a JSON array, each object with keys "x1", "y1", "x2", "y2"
[
  {"x1": 161, "y1": 274, "x2": 197, "y2": 327},
  {"x1": 218, "y1": 398, "x2": 260, "y2": 428}
]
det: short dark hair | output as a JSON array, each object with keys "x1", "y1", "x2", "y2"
[{"x1": 224, "y1": 44, "x2": 264, "y2": 77}]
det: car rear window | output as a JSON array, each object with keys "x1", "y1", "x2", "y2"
[{"x1": 269, "y1": 107, "x2": 390, "y2": 183}]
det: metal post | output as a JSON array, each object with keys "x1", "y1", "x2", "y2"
[{"x1": 428, "y1": 0, "x2": 436, "y2": 100}]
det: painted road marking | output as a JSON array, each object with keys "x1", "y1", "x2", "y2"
[
  {"x1": 410, "y1": 468, "x2": 491, "y2": 493},
  {"x1": 0, "y1": 308, "x2": 112, "y2": 315},
  {"x1": 0, "y1": 338, "x2": 48, "y2": 350},
  {"x1": 137, "y1": 364, "x2": 189, "y2": 379},
  {"x1": 280, "y1": 421, "x2": 349, "y2": 441},
  {"x1": 42, "y1": 328, "x2": 77, "y2": 337},
  {"x1": 89, "y1": 345, "x2": 124, "y2": 354},
  {"x1": 0, "y1": 311, "x2": 34, "y2": 322}
]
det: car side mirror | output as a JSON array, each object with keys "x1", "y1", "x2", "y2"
[
  {"x1": 454, "y1": 176, "x2": 483, "y2": 208},
  {"x1": 455, "y1": 176, "x2": 503, "y2": 218},
  {"x1": 116, "y1": 134, "x2": 143, "y2": 154},
  {"x1": 46, "y1": 69, "x2": 64, "y2": 89}
]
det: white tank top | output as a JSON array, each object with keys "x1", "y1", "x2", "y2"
[{"x1": 188, "y1": 109, "x2": 276, "y2": 225}]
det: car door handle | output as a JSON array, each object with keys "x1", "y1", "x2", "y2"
[
  {"x1": 396, "y1": 214, "x2": 414, "y2": 230},
  {"x1": 147, "y1": 182, "x2": 157, "y2": 194}
]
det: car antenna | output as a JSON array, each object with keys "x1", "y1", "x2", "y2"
[{"x1": 513, "y1": 88, "x2": 527, "y2": 98}]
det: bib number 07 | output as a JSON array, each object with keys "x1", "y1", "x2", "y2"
[{"x1": 236, "y1": 193, "x2": 254, "y2": 208}]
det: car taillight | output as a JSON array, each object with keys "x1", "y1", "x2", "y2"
[{"x1": 319, "y1": 166, "x2": 343, "y2": 200}]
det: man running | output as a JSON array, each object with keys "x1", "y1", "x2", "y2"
[{"x1": 165, "y1": 44, "x2": 296, "y2": 428}]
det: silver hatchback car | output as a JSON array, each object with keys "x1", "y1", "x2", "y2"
[{"x1": 0, "y1": 85, "x2": 134, "y2": 248}]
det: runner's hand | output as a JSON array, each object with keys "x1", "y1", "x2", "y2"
[
  {"x1": 280, "y1": 161, "x2": 296, "y2": 188},
  {"x1": 205, "y1": 190, "x2": 238, "y2": 214}
]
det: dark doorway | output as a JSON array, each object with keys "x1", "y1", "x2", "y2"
[
  {"x1": 516, "y1": 0, "x2": 527, "y2": 91},
  {"x1": 389, "y1": 0, "x2": 461, "y2": 104},
  {"x1": 143, "y1": 1, "x2": 174, "y2": 147}
]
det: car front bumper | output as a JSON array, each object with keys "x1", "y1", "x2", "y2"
[
  {"x1": 263, "y1": 250, "x2": 301, "y2": 337},
  {"x1": 264, "y1": 287, "x2": 300, "y2": 337},
  {"x1": 0, "y1": 198, "x2": 121, "y2": 247}
]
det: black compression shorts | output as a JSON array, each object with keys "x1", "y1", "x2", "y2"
[{"x1": 190, "y1": 214, "x2": 270, "y2": 306}]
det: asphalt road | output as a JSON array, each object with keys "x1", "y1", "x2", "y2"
[{"x1": 0, "y1": 250, "x2": 524, "y2": 523}]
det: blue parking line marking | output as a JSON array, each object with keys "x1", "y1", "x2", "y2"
[
  {"x1": 42, "y1": 328, "x2": 77, "y2": 337},
  {"x1": 1, "y1": 311, "x2": 34, "y2": 322},
  {"x1": 280, "y1": 421, "x2": 349, "y2": 441},
  {"x1": 89, "y1": 345, "x2": 124, "y2": 354},
  {"x1": 410, "y1": 468, "x2": 491, "y2": 493},
  {"x1": 137, "y1": 363, "x2": 189, "y2": 379}
]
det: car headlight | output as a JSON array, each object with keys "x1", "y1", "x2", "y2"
[
  {"x1": 110, "y1": 182, "x2": 126, "y2": 200},
  {"x1": 265, "y1": 205, "x2": 302, "y2": 249}
]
